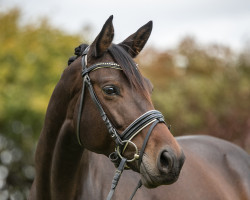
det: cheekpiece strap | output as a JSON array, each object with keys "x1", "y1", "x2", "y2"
[{"x1": 80, "y1": 47, "x2": 123, "y2": 147}]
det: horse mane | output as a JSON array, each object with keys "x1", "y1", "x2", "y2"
[
  {"x1": 67, "y1": 43, "x2": 88, "y2": 65},
  {"x1": 68, "y1": 43, "x2": 148, "y2": 97}
]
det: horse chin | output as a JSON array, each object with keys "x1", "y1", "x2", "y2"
[{"x1": 140, "y1": 161, "x2": 180, "y2": 188}]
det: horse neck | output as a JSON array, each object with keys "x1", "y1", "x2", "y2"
[
  {"x1": 79, "y1": 150, "x2": 114, "y2": 200},
  {"x1": 50, "y1": 119, "x2": 84, "y2": 199},
  {"x1": 34, "y1": 65, "x2": 84, "y2": 199}
]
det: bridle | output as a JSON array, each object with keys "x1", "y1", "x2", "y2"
[{"x1": 76, "y1": 46, "x2": 169, "y2": 200}]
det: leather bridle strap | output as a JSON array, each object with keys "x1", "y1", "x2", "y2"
[
  {"x1": 121, "y1": 110, "x2": 164, "y2": 141},
  {"x1": 76, "y1": 47, "x2": 123, "y2": 146},
  {"x1": 129, "y1": 120, "x2": 161, "y2": 200},
  {"x1": 76, "y1": 78, "x2": 87, "y2": 146},
  {"x1": 138, "y1": 119, "x2": 160, "y2": 167},
  {"x1": 129, "y1": 180, "x2": 142, "y2": 200},
  {"x1": 106, "y1": 158, "x2": 127, "y2": 200},
  {"x1": 119, "y1": 110, "x2": 165, "y2": 155},
  {"x1": 84, "y1": 74, "x2": 123, "y2": 146}
]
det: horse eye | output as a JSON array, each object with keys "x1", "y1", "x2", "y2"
[{"x1": 102, "y1": 86, "x2": 120, "y2": 96}]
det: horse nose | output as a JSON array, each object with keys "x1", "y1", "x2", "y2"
[
  {"x1": 157, "y1": 149, "x2": 185, "y2": 175},
  {"x1": 157, "y1": 150, "x2": 174, "y2": 173}
]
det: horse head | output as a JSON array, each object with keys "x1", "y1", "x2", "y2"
[{"x1": 70, "y1": 16, "x2": 185, "y2": 188}]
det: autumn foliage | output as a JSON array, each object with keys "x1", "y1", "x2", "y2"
[{"x1": 0, "y1": 8, "x2": 249, "y2": 199}]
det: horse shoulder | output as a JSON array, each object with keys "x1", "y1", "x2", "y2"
[{"x1": 176, "y1": 135, "x2": 250, "y2": 200}]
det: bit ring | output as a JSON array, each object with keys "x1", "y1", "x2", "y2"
[{"x1": 116, "y1": 140, "x2": 139, "y2": 162}]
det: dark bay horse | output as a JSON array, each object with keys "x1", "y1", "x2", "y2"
[
  {"x1": 29, "y1": 16, "x2": 185, "y2": 200},
  {"x1": 29, "y1": 16, "x2": 250, "y2": 200}
]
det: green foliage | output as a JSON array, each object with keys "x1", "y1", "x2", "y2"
[{"x1": 0, "y1": 8, "x2": 82, "y2": 198}]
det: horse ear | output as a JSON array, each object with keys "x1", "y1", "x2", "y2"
[
  {"x1": 119, "y1": 21, "x2": 153, "y2": 58},
  {"x1": 90, "y1": 15, "x2": 114, "y2": 57}
]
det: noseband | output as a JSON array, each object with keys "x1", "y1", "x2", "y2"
[{"x1": 76, "y1": 46, "x2": 169, "y2": 200}]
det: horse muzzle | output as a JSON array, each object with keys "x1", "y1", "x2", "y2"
[{"x1": 140, "y1": 148, "x2": 185, "y2": 188}]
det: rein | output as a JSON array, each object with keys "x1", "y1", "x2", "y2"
[{"x1": 76, "y1": 46, "x2": 168, "y2": 200}]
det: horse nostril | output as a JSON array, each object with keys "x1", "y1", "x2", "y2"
[
  {"x1": 158, "y1": 151, "x2": 173, "y2": 173},
  {"x1": 160, "y1": 152, "x2": 170, "y2": 167}
]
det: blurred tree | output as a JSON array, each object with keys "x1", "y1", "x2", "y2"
[
  {"x1": 0, "y1": 8, "x2": 82, "y2": 199},
  {"x1": 1, "y1": 7, "x2": 249, "y2": 199},
  {"x1": 138, "y1": 37, "x2": 250, "y2": 153}
]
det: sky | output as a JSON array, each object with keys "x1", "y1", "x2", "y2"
[{"x1": 1, "y1": 0, "x2": 250, "y2": 51}]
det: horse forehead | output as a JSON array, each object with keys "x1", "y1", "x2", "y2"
[{"x1": 91, "y1": 68, "x2": 127, "y2": 84}]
